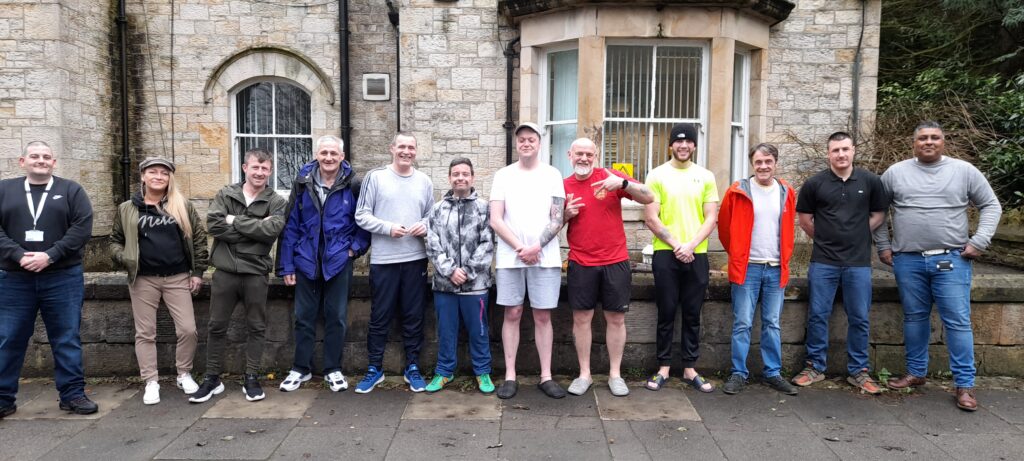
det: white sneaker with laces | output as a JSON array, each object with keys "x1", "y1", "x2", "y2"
[
  {"x1": 279, "y1": 370, "x2": 311, "y2": 392},
  {"x1": 143, "y1": 381, "x2": 160, "y2": 405},
  {"x1": 177, "y1": 373, "x2": 199, "y2": 394},
  {"x1": 326, "y1": 371, "x2": 348, "y2": 392}
]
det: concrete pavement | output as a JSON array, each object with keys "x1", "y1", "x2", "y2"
[{"x1": 1, "y1": 375, "x2": 1022, "y2": 460}]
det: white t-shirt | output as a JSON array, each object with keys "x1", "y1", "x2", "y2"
[
  {"x1": 490, "y1": 162, "x2": 565, "y2": 269},
  {"x1": 749, "y1": 179, "x2": 781, "y2": 263}
]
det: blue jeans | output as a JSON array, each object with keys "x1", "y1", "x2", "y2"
[
  {"x1": 893, "y1": 250, "x2": 974, "y2": 388},
  {"x1": 0, "y1": 265, "x2": 86, "y2": 407},
  {"x1": 805, "y1": 262, "x2": 872, "y2": 375},
  {"x1": 433, "y1": 291, "x2": 492, "y2": 377},
  {"x1": 367, "y1": 259, "x2": 428, "y2": 370},
  {"x1": 730, "y1": 263, "x2": 784, "y2": 379},
  {"x1": 291, "y1": 262, "x2": 352, "y2": 375}
]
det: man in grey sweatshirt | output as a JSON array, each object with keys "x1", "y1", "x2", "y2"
[
  {"x1": 874, "y1": 120, "x2": 1002, "y2": 412},
  {"x1": 353, "y1": 132, "x2": 434, "y2": 394}
]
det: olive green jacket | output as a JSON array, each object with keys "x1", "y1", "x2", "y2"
[
  {"x1": 206, "y1": 183, "x2": 287, "y2": 275},
  {"x1": 109, "y1": 194, "x2": 209, "y2": 285}
]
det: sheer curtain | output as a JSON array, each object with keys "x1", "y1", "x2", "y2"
[{"x1": 547, "y1": 49, "x2": 578, "y2": 176}]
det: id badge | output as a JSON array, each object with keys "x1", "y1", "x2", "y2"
[{"x1": 25, "y1": 230, "x2": 44, "y2": 242}]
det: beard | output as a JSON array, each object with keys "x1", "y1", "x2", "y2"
[{"x1": 574, "y1": 164, "x2": 593, "y2": 176}]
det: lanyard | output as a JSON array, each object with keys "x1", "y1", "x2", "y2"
[{"x1": 24, "y1": 177, "x2": 54, "y2": 230}]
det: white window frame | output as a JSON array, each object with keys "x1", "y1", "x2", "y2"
[
  {"x1": 730, "y1": 51, "x2": 752, "y2": 182},
  {"x1": 230, "y1": 77, "x2": 313, "y2": 194},
  {"x1": 538, "y1": 41, "x2": 580, "y2": 168},
  {"x1": 602, "y1": 39, "x2": 711, "y2": 175}
]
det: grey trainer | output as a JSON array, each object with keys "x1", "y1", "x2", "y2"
[
  {"x1": 567, "y1": 377, "x2": 593, "y2": 396},
  {"x1": 608, "y1": 377, "x2": 629, "y2": 397}
]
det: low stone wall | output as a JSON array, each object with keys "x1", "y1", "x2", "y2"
[{"x1": 18, "y1": 271, "x2": 1024, "y2": 379}]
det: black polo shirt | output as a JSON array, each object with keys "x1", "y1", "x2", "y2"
[{"x1": 796, "y1": 167, "x2": 886, "y2": 267}]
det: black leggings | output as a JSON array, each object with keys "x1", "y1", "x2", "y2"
[{"x1": 652, "y1": 251, "x2": 709, "y2": 368}]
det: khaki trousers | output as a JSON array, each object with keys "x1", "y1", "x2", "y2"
[{"x1": 129, "y1": 273, "x2": 197, "y2": 382}]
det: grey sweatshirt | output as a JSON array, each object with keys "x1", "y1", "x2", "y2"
[
  {"x1": 874, "y1": 156, "x2": 1002, "y2": 253},
  {"x1": 355, "y1": 165, "x2": 433, "y2": 264}
]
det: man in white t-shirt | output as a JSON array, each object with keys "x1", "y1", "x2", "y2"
[{"x1": 490, "y1": 122, "x2": 566, "y2": 400}]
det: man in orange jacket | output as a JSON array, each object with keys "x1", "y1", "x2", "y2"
[{"x1": 718, "y1": 143, "x2": 798, "y2": 395}]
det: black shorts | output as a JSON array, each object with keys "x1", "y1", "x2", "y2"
[{"x1": 566, "y1": 260, "x2": 631, "y2": 312}]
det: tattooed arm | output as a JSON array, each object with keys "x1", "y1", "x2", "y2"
[{"x1": 517, "y1": 197, "x2": 565, "y2": 265}]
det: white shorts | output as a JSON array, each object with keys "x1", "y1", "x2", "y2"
[{"x1": 495, "y1": 266, "x2": 562, "y2": 309}]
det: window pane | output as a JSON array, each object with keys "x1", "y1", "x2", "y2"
[
  {"x1": 237, "y1": 137, "x2": 274, "y2": 174},
  {"x1": 549, "y1": 123, "x2": 577, "y2": 177},
  {"x1": 732, "y1": 54, "x2": 745, "y2": 123},
  {"x1": 548, "y1": 50, "x2": 578, "y2": 122},
  {"x1": 601, "y1": 121, "x2": 676, "y2": 181},
  {"x1": 276, "y1": 138, "x2": 313, "y2": 190},
  {"x1": 731, "y1": 126, "x2": 748, "y2": 181},
  {"x1": 606, "y1": 46, "x2": 652, "y2": 118},
  {"x1": 275, "y1": 83, "x2": 311, "y2": 135},
  {"x1": 236, "y1": 82, "x2": 273, "y2": 134},
  {"x1": 654, "y1": 46, "x2": 702, "y2": 119}
]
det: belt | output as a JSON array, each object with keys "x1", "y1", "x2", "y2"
[{"x1": 920, "y1": 248, "x2": 954, "y2": 256}]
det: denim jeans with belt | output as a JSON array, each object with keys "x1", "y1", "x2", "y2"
[
  {"x1": 730, "y1": 263, "x2": 785, "y2": 379},
  {"x1": 893, "y1": 249, "x2": 975, "y2": 388},
  {"x1": 805, "y1": 261, "x2": 873, "y2": 375},
  {"x1": 0, "y1": 265, "x2": 86, "y2": 407}
]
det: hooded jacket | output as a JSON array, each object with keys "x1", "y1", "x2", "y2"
[
  {"x1": 109, "y1": 192, "x2": 209, "y2": 285},
  {"x1": 718, "y1": 177, "x2": 796, "y2": 287},
  {"x1": 277, "y1": 160, "x2": 370, "y2": 281},
  {"x1": 426, "y1": 188, "x2": 494, "y2": 293},
  {"x1": 206, "y1": 182, "x2": 288, "y2": 275}
]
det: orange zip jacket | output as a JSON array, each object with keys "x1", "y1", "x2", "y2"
[{"x1": 718, "y1": 177, "x2": 796, "y2": 287}]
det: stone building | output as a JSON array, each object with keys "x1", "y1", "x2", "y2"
[{"x1": 1, "y1": 0, "x2": 880, "y2": 262}]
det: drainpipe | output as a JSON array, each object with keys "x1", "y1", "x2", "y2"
[
  {"x1": 503, "y1": 37, "x2": 520, "y2": 165},
  {"x1": 339, "y1": 0, "x2": 352, "y2": 159},
  {"x1": 851, "y1": 0, "x2": 866, "y2": 141},
  {"x1": 117, "y1": 0, "x2": 131, "y2": 201},
  {"x1": 386, "y1": 1, "x2": 400, "y2": 131}
]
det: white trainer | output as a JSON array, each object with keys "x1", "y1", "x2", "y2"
[
  {"x1": 279, "y1": 370, "x2": 311, "y2": 392},
  {"x1": 177, "y1": 373, "x2": 200, "y2": 394},
  {"x1": 143, "y1": 381, "x2": 160, "y2": 405},
  {"x1": 326, "y1": 371, "x2": 348, "y2": 392}
]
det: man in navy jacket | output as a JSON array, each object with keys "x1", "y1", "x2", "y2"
[{"x1": 276, "y1": 135, "x2": 370, "y2": 393}]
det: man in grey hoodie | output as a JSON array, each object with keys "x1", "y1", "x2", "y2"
[{"x1": 874, "y1": 121, "x2": 1002, "y2": 412}]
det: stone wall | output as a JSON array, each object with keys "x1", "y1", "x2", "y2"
[
  {"x1": 0, "y1": 0, "x2": 117, "y2": 233},
  {"x1": 19, "y1": 271, "x2": 1024, "y2": 378}
]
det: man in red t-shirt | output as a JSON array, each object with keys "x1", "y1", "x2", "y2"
[{"x1": 562, "y1": 138, "x2": 654, "y2": 397}]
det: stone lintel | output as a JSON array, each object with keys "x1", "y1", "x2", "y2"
[{"x1": 501, "y1": 0, "x2": 795, "y2": 24}]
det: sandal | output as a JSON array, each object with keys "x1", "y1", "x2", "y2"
[
  {"x1": 681, "y1": 374, "x2": 715, "y2": 393},
  {"x1": 645, "y1": 374, "x2": 667, "y2": 391}
]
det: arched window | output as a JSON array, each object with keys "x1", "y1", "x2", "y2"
[{"x1": 232, "y1": 80, "x2": 312, "y2": 192}]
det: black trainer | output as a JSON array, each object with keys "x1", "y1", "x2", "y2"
[
  {"x1": 0, "y1": 403, "x2": 16, "y2": 418},
  {"x1": 764, "y1": 375, "x2": 799, "y2": 395},
  {"x1": 59, "y1": 395, "x2": 98, "y2": 415},
  {"x1": 723, "y1": 373, "x2": 746, "y2": 395},
  {"x1": 188, "y1": 376, "x2": 225, "y2": 403},
  {"x1": 243, "y1": 374, "x2": 265, "y2": 402}
]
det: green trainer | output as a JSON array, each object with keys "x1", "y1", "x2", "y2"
[
  {"x1": 477, "y1": 374, "x2": 495, "y2": 394},
  {"x1": 426, "y1": 374, "x2": 451, "y2": 393}
]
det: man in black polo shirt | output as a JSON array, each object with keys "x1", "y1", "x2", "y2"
[{"x1": 792, "y1": 132, "x2": 887, "y2": 394}]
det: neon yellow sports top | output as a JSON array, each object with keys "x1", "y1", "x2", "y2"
[{"x1": 645, "y1": 162, "x2": 719, "y2": 253}]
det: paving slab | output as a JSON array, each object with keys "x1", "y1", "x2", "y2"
[
  {"x1": 978, "y1": 389, "x2": 1024, "y2": 424},
  {"x1": 594, "y1": 386, "x2": 700, "y2": 421},
  {"x1": 41, "y1": 424, "x2": 186, "y2": 461},
  {"x1": 98, "y1": 386, "x2": 210, "y2": 429},
  {"x1": 712, "y1": 430, "x2": 838, "y2": 460},
  {"x1": 690, "y1": 386, "x2": 811, "y2": 433},
  {"x1": 271, "y1": 426, "x2": 396, "y2": 460},
  {"x1": 627, "y1": 421, "x2": 724, "y2": 459},
  {"x1": 7, "y1": 383, "x2": 136, "y2": 420},
  {"x1": 154, "y1": 418, "x2": 297, "y2": 460},
  {"x1": 600, "y1": 420, "x2": 650, "y2": 461},
  {"x1": 299, "y1": 388, "x2": 409, "y2": 428},
  {"x1": 386, "y1": 419, "x2": 500, "y2": 459},
  {"x1": 499, "y1": 382, "x2": 599, "y2": 417},
  {"x1": 789, "y1": 387, "x2": 901, "y2": 425},
  {"x1": 6, "y1": 379, "x2": 51, "y2": 407},
  {"x1": 928, "y1": 433, "x2": 1024, "y2": 460},
  {"x1": 498, "y1": 427, "x2": 612, "y2": 460},
  {"x1": 0, "y1": 419, "x2": 92, "y2": 461},
  {"x1": 203, "y1": 388, "x2": 316, "y2": 419},
  {"x1": 403, "y1": 390, "x2": 500, "y2": 420},
  {"x1": 886, "y1": 389, "x2": 1021, "y2": 434},
  {"x1": 807, "y1": 422, "x2": 954, "y2": 460}
]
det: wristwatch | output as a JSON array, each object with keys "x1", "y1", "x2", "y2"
[{"x1": 621, "y1": 178, "x2": 629, "y2": 190}]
